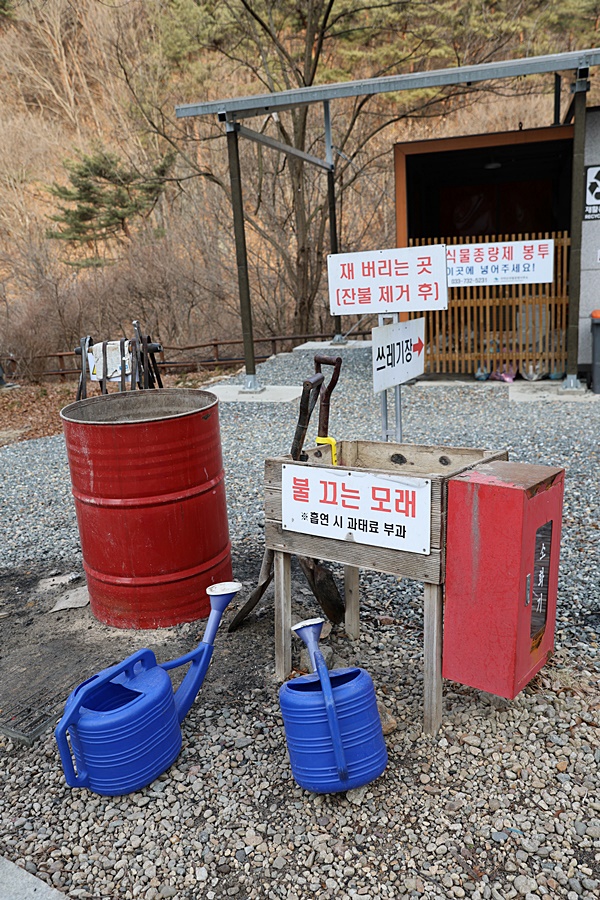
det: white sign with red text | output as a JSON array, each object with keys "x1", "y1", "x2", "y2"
[
  {"x1": 327, "y1": 245, "x2": 448, "y2": 315},
  {"x1": 446, "y1": 240, "x2": 554, "y2": 286},
  {"x1": 372, "y1": 317, "x2": 425, "y2": 393},
  {"x1": 281, "y1": 464, "x2": 431, "y2": 555}
]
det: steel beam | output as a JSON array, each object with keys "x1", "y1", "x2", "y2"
[
  {"x1": 237, "y1": 124, "x2": 331, "y2": 170},
  {"x1": 176, "y1": 49, "x2": 600, "y2": 121},
  {"x1": 565, "y1": 73, "x2": 589, "y2": 384},
  {"x1": 226, "y1": 123, "x2": 258, "y2": 387},
  {"x1": 324, "y1": 101, "x2": 342, "y2": 340}
]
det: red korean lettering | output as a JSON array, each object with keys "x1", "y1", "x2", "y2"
[
  {"x1": 341, "y1": 482, "x2": 360, "y2": 509},
  {"x1": 395, "y1": 284, "x2": 410, "y2": 302},
  {"x1": 488, "y1": 246, "x2": 499, "y2": 262},
  {"x1": 417, "y1": 282, "x2": 439, "y2": 302},
  {"x1": 357, "y1": 287, "x2": 372, "y2": 304},
  {"x1": 473, "y1": 246, "x2": 485, "y2": 263},
  {"x1": 319, "y1": 480, "x2": 338, "y2": 505},
  {"x1": 538, "y1": 243, "x2": 550, "y2": 258},
  {"x1": 371, "y1": 486, "x2": 392, "y2": 513},
  {"x1": 378, "y1": 258, "x2": 392, "y2": 277},
  {"x1": 379, "y1": 284, "x2": 394, "y2": 303},
  {"x1": 395, "y1": 489, "x2": 416, "y2": 518},
  {"x1": 361, "y1": 260, "x2": 376, "y2": 277},
  {"x1": 340, "y1": 262, "x2": 355, "y2": 279},
  {"x1": 523, "y1": 244, "x2": 535, "y2": 260},
  {"x1": 446, "y1": 248, "x2": 456, "y2": 264},
  {"x1": 394, "y1": 260, "x2": 409, "y2": 277},
  {"x1": 502, "y1": 246, "x2": 513, "y2": 261},
  {"x1": 459, "y1": 248, "x2": 470, "y2": 263},
  {"x1": 292, "y1": 477, "x2": 310, "y2": 503},
  {"x1": 336, "y1": 287, "x2": 356, "y2": 307},
  {"x1": 417, "y1": 255, "x2": 432, "y2": 275}
]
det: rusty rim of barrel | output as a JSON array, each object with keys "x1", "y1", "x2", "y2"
[{"x1": 60, "y1": 388, "x2": 219, "y2": 426}]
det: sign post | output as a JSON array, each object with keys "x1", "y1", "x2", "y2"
[
  {"x1": 372, "y1": 315, "x2": 426, "y2": 442},
  {"x1": 327, "y1": 245, "x2": 447, "y2": 441}
]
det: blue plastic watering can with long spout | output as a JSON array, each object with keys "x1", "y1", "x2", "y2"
[
  {"x1": 279, "y1": 618, "x2": 388, "y2": 793},
  {"x1": 55, "y1": 581, "x2": 241, "y2": 796}
]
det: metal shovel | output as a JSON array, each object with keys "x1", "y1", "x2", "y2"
[{"x1": 228, "y1": 359, "x2": 345, "y2": 631}]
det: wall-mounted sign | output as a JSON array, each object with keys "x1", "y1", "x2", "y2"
[
  {"x1": 282, "y1": 463, "x2": 431, "y2": 555},
  {"x1": 372, "y1": 317, "x2": 425, "y2": 393},
  {"x1": 327, "y1": 245, "x2": 448, "y2": 315},
  {"x1": 584, "y1": 165, "x2": 600, "y2": 220},
  {"x1": 446, "y1": 240, "x2": 554, "y2": 286}
]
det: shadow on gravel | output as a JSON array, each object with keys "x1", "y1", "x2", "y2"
[{"x1": 0, "y1": 544, "x2": 338, "y2": 745}]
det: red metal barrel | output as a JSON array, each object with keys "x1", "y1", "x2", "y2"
[{"x1": 61, "y1": 389, "x2": 232, "y2": 628}]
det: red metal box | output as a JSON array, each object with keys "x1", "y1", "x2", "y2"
[{"x1": 443, "y1": 461, "x2": 565, "y2": 699}]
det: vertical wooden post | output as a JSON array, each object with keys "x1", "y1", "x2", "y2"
[
  {"x1": 274, "y1": 551, "x2": 292, "y2": 680},
  {"x1": 423, "y1": 582, "x2": 444, "y2": 735},
  {"x1": 344, "y1": 565, "x2": 360, "y2": 639}
]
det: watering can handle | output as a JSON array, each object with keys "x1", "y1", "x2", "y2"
[
  {"x1": 314, "y1": 650, "x2": 348, "y2": 783},
  {"x1": 54, "y1": 648, "x2": 157, "y2": 788}
]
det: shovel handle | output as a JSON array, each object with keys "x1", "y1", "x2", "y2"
[
  {"x1": 314, "y1": 356, "x2": 342, "y2": 438},
  {"x1": 290, "y1": 373, "x2": 324, "y2": 461}
]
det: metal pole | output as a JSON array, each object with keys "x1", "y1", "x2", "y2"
[
  {"x1": 554, "y1": 73, "x2": 562, "y2": 125},
  {"x1": 394, "y1": 384, "x2": 402, "y2": 442},
  {"x1": 563, "y1": 70, "x2": 589, "y2": 390},
  {"x1": 378, "y1": 314, "x2": 389, "y2": 440},
  {"x1": 225, "y1": 120, "x2": 262, "y2": 392},
  {"x1": 324, "y1": 102, "x2": 343, "y2": 342},
  {"x1": 378, "y1": 313, "x2": 403, "y2": 441}
]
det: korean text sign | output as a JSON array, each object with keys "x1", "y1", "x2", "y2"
[
  {"x1": 372, "y1": 318, "x2": 425, "y2": 393},
  {"x1": 282, "y1": 464, "x2": 431, "y2": 556},
  {"x1": 328, "y1": 245, "x2": 448, "y2": 315},
  {"x1": 446, "y1": 240, "x2": 554, "y2": 286}
]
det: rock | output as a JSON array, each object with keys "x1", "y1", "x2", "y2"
[
  {"x1": 492, "y1": 832, "x2": 509, "y2": 843},
  {"x1": 377, "y1": 702, "x2": 398, "y2": 735},
  {"x1": 347, "y1": 786, "x2": 368, "y2": 805},
  {"x1": 513, "y1": 875, "x2": 538, "y2": 894}
]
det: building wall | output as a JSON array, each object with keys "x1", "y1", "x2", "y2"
[{"x1": 580, "y1": 107, "x2": 600, "y2": 365}]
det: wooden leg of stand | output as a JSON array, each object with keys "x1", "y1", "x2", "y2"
[
  {"x1": 423, "y1": 582, "x2": 443, "y2": 735},
  {"x1": 344, "y1": 565, "x2": 360, "y2": 639},
  {"x1": 274, "y1": 551, "x2": 292, "y2": 681}
]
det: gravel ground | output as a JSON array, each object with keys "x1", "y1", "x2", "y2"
[{"x1": 0, "y1": 346, "x2": 599, "y2": 900}]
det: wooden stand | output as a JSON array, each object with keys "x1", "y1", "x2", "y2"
[{"x1": 265, "y1": 441, "x2": 508, "y2": 735}]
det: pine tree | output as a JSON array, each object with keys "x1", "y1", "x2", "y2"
[{"x1": 47, "y1": 148, "x2": 176, "y2": 267}]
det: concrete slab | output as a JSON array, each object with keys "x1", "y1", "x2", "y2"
[
  {"x1": 209, "y1": 384, "x2": 302, "y2": 403},
  {"x1": 293, "y1": 340, "x2": 372, "y2": 351},
  {"x1": 0, "y1": 857, "x2": 65, "y2": 899},
  {"x1": 509, "y1": 382, "x2": 599, "y2": 402}
]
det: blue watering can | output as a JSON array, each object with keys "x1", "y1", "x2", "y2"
[
  {"x1": 55, "y1": 581, "x2": 241, "y2": 796},
  {"x1": 279, "y1": 618, "x2": 388, "y2": 794}
]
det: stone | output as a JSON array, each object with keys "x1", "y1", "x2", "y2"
[{"x1": 513, "y1": 875, "x2": 538, "y2": 895}]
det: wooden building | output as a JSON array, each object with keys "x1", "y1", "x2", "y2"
[{"x1": 394, "y1": 126, "x2": 574, "y2": 378}]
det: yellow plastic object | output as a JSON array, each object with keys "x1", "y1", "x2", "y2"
[{"x1": 315, "y1": 436, "x2": 337, "y2": 466}]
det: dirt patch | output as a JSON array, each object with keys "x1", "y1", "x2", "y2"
[
  {"x1": 0, "y1": 370, "x2": 236, "y2": 446},
  {"x1": 0, "y1": 545, "x2": 318, "y2": 745}
]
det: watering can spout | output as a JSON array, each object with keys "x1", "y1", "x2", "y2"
[
  {"x1": 291, "y1": 618, "x2": 324, "y2": 672},
  {"x1": 292, "y1": 618, "x2": 348, "y2": 783},
  {"x1": 166, "y1": 581, "x2": 242, "y2": 724}
]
